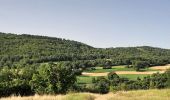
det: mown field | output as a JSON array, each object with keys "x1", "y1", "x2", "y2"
[
  {"x1": 78, "y1": 65, "x2": 169, "y2": 84},
  {"x1": 1, "y1": 89, "x2": 170, "y2": 100},
  {"x1": 77, "y1": 74, "x2": 148, "y2": 84},
  {"x1": 84, "y1": 66, "x2": 158, "y2": 73}
]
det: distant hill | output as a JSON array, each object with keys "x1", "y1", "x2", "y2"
[
  {"x1": 0, "y1": 32, "x2": 170, "y2": 66},
  {"x1": 0, "y1": 32, "x2": 94, "y2": 56}
]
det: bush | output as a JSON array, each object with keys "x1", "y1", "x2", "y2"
[
  {"x1": 165, "y1": 68, "x2": 170, "y2": 88},
  {"x1": 94, "y1": 77, "x2": 110, "y2": 94},
  {"x1": 84, "y1": 77, "x2": 110, "y2": 94},
  {"x1": 108, "y1": 72, "x2": 119, "y2": 80},
  {"x1": 150, "y1": 73, "x2": 167, "y2": 89}
]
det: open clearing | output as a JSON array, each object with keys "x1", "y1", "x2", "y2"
[
  {"x1": 79, "y1": 64, "x2": 170, "y2": 83},
  {"x1": 1, "y1": 89, "x2": 170, "y2": 100},
  {"x1": 77, "y1": 74, "x2": 148, "y2": 84},
  {"x1": 84, "y1": 66, "x2": 158, "y2": 73},
  {"x1": 82, "y1": 71, "x2": 164, "y2": 76},
  {"x1": 150, "y1": 64, "x2": 170, "y2": 71},
  {"x1": 82, "y1": 64, "x2": 170, "y2": 77}
]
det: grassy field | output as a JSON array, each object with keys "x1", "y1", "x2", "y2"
[
  {"x1": 84, "y1": 66, "x2": 158, "y2": 73},
  {"x1": 77, "y1": 74, "x2": 149, "y2": 84},
  {"x1": 78, "y1": 65, "x2": 157, "y2": 84},
  {"x1": 77, "y1": 76, "x2": 97, "y2": 84},
  {"x1": 119, "y1": 74, "x2": 149, "y2": 80},
  {"x1": 1, "y1": 89, "x2": 170, "y2": 100}
]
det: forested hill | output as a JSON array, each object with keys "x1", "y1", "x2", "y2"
[
  {"x1": 0, "y1": 32, "x2": 94, "y2": 56},
  {"x1": 0, "y1": 32, "x2": 170, "y2": 67}
]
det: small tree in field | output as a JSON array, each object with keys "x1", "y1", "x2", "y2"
[
  {"x1": 108, "y1": 72, "x2": 119, "y2": 80},
  {"x1": 95, "y1": 77, "x2": 110, "y2": 94},
  {"x1": 108, "y1": 72, "x2": 120, "y2": 87},
  {"x1": 132, "y1": 61, "x2": 149, "y2": 71}
]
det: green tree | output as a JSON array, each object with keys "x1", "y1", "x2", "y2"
[
  {"x1": 132, "y1": 61, "x2": 149, "y2": 71},
  {"x1": 29, "y1": 63, "x2": 76, "y2": 94}
]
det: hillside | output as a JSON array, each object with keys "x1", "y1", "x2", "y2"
[
  {"x1": 0, "y1": 32, "x2": 170, "y2": 67},
  {"x1": 0, "y1": 32, "x2": 95, "y2": 57},
  {"x1": 0, "y1": 32, "x2": 99, "y2": 67}
]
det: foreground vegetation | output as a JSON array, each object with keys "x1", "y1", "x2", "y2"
[
  {"x1": 1, "y1": 89, "x2": 170, "y2": 100},
  {"x1": 2, "y1": 62, "x2": 170, "y2": 97}
]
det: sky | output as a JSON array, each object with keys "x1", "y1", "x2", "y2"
[{"x1": 0, "y1": 0, "x2": 170, "y2": 48}]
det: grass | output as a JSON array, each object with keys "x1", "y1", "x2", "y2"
[
  {"x1": 108, "y1": 89, "x2": 170, "y2": 100},
  {"x1": 1, "y1": 89, "x2": 170, "y2": 100},
  {"x1": 0, "y1": 93, "x2": 95, "y2": 100},
  {"x1": 119, "y1": 74, "x2": 149, "y2": 80},
  {"x1": 77, "y1": 76, "x2": 97, "y2": 84},
  {"x1": 84, "y1": 66, "x2": 158, "y2": 73},
  {"x1": 64, "y1": 93, "x2": 95, "y2": 100},
  {"x1": 77, "y1": 74, "x2": 149, "y2": 84}
]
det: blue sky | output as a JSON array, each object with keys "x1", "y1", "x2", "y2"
[{"x1": 0, "y1": 0, "x2": 170, "y2": 48}]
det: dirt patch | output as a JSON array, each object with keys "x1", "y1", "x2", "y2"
[
  {"x1": 115, "y1": 71, "x2": 164, "y2": 75},
  {"x1": 82, "y1": 71, "x2": 164, "y2": 76},
  {"x1": 82, "y1": 72, "x2": 109, "y2": 76},
  {"x1": 150, "y1": 64, "x2": 170, "y2": 71}
]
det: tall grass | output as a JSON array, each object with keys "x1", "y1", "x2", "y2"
[{"x1": 1, "y1": 89, "x2": 170, "y2": 100}]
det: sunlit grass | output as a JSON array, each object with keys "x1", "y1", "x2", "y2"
[
  {"x1": 1, "y1": 89, "x2": 170, "y2": 100},
  {"x1": 84, "y1": 66, "x2": 158, "y2": 73}
]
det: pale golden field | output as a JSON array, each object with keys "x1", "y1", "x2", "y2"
[
  {"x1": 82, "y1": 64, "x2": 170, "y2": 76},
  {"x1": 82, "y1": 71, "x2": 165, "y2": 76},
  {"x1": 1, "y1": 89, "x2": 170, "y2": 100},
  {"x1": 150, "y1": 64, "x2": 170, "y2": 71}
]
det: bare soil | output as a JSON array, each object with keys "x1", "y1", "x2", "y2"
[
  {"x1": 82, "y1": 71, "x2": 164, "y2": 76},
  {"x1": 150, "y1": 64, "x2": 170, "y2": 71}
]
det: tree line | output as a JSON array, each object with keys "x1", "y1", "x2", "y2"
[{"x1": 1, "y1": 32, "x2": 170, "y2": 68}]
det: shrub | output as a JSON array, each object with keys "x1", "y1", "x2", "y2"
[
  {"x1": 165, "y1": 68, "x2": 170, "y2": 88},
  {"x1": 95, "y1": 77, "x2": 110, "y2": 94}
]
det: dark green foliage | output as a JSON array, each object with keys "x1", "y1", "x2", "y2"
[
  {"x1": 95, "y1": 77, "x2": 110, "y2": 94},
  {"x1": 0, "y1": 63, "x2": 77, "y2": 97},
  {"x1": 108, "y1": 72, "x2": 128, "y2": 87},
  {"x1": 103, "y1": 61, "x2": 112, "y2": 69},
  {"x1": 108, "y1": 72, "x2": 119, "y2": 80},
  {"x1": 0, "y1": 80, "x2": 33, "y2": 97},
  {"x1": 150, "y1": 73, "x2": 167, "y2": 89},
  {"x1": 132, "y1": 61, "x2": 150, "y2": 71},
  {"x1": 85, "y1": 77, "x2": 110, "y2": 94},
  {"x1": 165, "y1": 69, "x2": 170, "y2": 88},
  {"x1": 107, "y1": 72, "x2": 169, "y2": 91},
  {"x1": 29, "y1": 63, "x2": 76, "y2": 94},
  {"x1": 0, "y1": 66, "x2": 35, "y2": 97}
]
